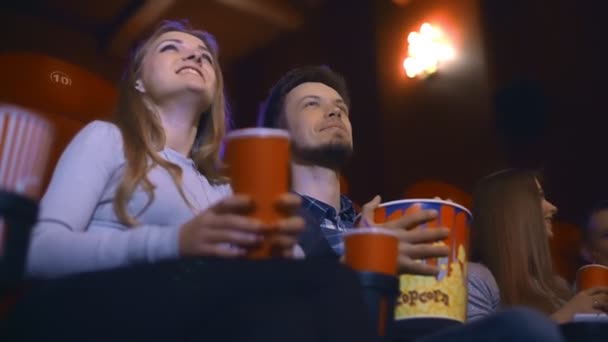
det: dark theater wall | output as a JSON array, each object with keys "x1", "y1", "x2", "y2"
[
  {"x1": 373, "y1": 0, "x2": 504, "y2": 201},
  {"x1": 480, "y1": 0, "x2": 608, "y2": 223}
]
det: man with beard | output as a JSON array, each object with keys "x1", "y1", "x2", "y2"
[
  {"x1": 258, "y1": 66, "x2": 565, "y2": 342},
  {"x1": 259, "y1": 65, "x2": 452, "y2": 275}
]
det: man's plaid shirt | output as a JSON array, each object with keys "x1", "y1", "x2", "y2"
[{"x1": 299, "y1": 194, "x2": 358, "y2": 256}]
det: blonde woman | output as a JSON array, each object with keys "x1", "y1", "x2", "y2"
[{"x1": 26, "y1": 20, "x2": 303, "y2": 279}]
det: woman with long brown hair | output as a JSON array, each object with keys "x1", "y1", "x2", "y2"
[
  {"x1": 467, "y1": 169, "x2": 608, "y2": 322},
  {"x1": 26, "y1": 20, "x2": 303, "y2": 279}
]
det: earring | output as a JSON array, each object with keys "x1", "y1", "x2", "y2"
[{"x1": 135, "y1": 80, "x2": 144, "y2": 92}]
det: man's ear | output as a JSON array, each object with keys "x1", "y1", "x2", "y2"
[{"x1": 134, "y1": 79, "x2": 146, "y2": 93}]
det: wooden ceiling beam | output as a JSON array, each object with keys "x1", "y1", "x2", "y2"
[
  {"x1": 101, "y1": 0, "x2": 177, "y2": 58},
  {"x1": 215, "y1": 0, "x2": 303, "y2": 30}
]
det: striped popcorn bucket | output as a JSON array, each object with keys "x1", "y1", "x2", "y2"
[
  {"x1": 0, "y1": 104, "x2": 54, "y2": 198},
  {"x1": 0, "y1": 104, "x2": 54, "y2": 262},
  {"x1": 374, "y1": 199, "x2": 472, "y2": 323}
]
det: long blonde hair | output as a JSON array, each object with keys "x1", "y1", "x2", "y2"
[
  {"x1": 471, "y1": 169, "x2": 571, "y2": 314},
  {"x1": 113, "y1": 20, "x2": 229, "y2": 226}
]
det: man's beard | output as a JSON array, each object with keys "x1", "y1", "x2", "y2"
[{"x1": 291, "y1": 142, "x2": 353, "y2": 170}]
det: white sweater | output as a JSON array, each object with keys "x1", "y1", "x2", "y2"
[{"x1": 26, "y1": 121, "x2": 231, "y2": 279}]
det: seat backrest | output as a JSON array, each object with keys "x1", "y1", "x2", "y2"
[{"x1": 0, "y1": 52, "x2": 117, "y2": 192}]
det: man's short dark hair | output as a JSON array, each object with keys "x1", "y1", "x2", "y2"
[
  {"x1": 258, "y1": 65, "x2": 351, "y2": 128},
  {"x1": 583, "y1": 200, "x2": 608, "y2": 241}
]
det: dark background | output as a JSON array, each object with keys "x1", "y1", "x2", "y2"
[{"x1": 1, "y1": 0, "x2": 606, "y2": 229}]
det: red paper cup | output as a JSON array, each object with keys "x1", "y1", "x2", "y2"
[
  {"x1": 223, "y1": 128, "x2": 290, "y2": 259},
  {"x1": 576, "y1": 264, "x2": 608, "y2": 292},
  {"x1": 344, "y1": 227, "x2": 399, "y2": 276}
]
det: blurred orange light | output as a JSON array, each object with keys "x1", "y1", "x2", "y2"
[{"x1": 403, "y1": 22, "x2": 454, "y2": 78}]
